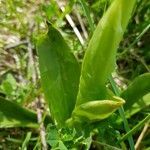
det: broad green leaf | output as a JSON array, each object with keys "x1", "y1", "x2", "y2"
[
  {"x1": 76, "y1": 0, "x2": 136, "y2": 106},
  {"x1": 116, "y1": 93, "x2": 150, "y2": 124},
  {"x1": 0, "y1": 97, "x2": 52, "y2": 128},
  {"x1": 125, "y1": 93, "x2": 150, "y2": 118},
  {"x1": 37, "y1": 25, "x2": 80, "y2": 126},
  {"x1": 121, "y1": 73, "x2": 150, "y2": 109},
  {"x1": 0, "y1": 96, "x2": 37, "y2": 128},
  {"x1": 67, "y1": 96, "x2": 125, "y2": 125}
]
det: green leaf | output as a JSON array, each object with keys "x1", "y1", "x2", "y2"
[
  {"x1": 57, "y1": 141, "x2": 68, "y2": 150},
  {"x1": 37, "y1": 25, "x2": 80, "y2": 126},
  {"x1": 0, "y1": 96, "x2": 52, "y2": 128},
  {"x1": 121, "y1": 73, "x2": 150, "y2": 109},
  {"x1": 125, "y1": 93, "x2": 150, "y2": 118},
  {"x1": 0, "y1": 96, "x2": 38, "y2": 128},
  {"x1": 76, "y1": 0, "x2": 136, "y2": 106},
  {"x1": 69, "y1": 0, "x2": 136, "y2": 124},
  {"x1": 67, "y1": 96, "x2": 125, "y2": 125},
  {"x1": 46, "y1": 125, "x2": 60, "y2": 147},
  {"x1": 0, "y1": 74, "x2": 17, "y2": 95}
]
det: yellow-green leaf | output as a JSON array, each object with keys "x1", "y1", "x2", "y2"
[
  {"x1": 67, "y1": 96, "x2": 125, "y2": 124},
  {"x1": 76, "y1": 0, "x2": 136, "y2": 106}
]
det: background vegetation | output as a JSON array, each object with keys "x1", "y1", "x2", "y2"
[{"x1": 0, "y1": 0, "x2": 150, "y2": 149}]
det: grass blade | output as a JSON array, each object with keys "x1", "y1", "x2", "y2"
[
  {"x1": 22, "y1": 132, "x2": 32, "y2": 150},
  {"x1": 118, "y1": 114, "x2": 150, "y2": 143},
  {"x1": 79, "y1": 0, "x2": 95, "y2": 33},
  {"x1": 109, "y1": 76, "x2": 135, "y2": 150}
]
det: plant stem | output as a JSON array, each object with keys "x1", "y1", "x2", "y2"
[
  {"x1": 109, "y1": 76, "x2": 135, "y2": 150},
  {"x1": 118, "y1": 114, "x2": 150, "y2": 143},
  {"x1": 135, "y1": 122, "x2": 149, "y2": 149},
  {"x1": 119, "y1": 23, "x2": 150, "y2": 57}
]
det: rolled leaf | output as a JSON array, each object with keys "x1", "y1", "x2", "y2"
[
  {"x1": 68, "y1": 96, "x2": 125, "y2": 124},
  {"x1": 121, "y1": 73, "x2": 150, "y2": 109},
  {"x1": 76, "y1": 0, "x2": 136, "y2": 105},
  {"x1": 37, "y1": 25, "x2": 80, "y2": 126},
  {"x1": 68, "y1": 0, "x2": 136, "y2": 124}
]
